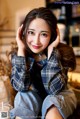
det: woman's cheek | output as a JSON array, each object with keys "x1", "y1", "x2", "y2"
[
  {"x1": 26, "y1": 37, "x2": 32, "y2": 43},
  {"x1": 42, "y1": 38, "x2": 50, "y2": 46}
]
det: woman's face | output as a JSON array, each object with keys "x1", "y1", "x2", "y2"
[{"x1": 26, "y1": 18, "x2": 51, "y2": 54}]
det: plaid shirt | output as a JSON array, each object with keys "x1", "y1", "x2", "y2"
[{"x1": 11, "y1": 48, "x2": 67, "y2": 96}]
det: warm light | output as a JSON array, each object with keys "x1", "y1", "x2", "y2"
[
  {"x1": 75, "y1": 28, "x2": 79, "y2": 32},
  {"x1": 74, "y1": 23, "x2": 80, "y2": 33},
  {"x1": 68, "y1": 72, "x2": 80, "y2": 83}
]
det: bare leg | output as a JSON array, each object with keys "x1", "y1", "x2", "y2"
[{"x1": 45, "y1": 106, "x2": 63, "y2": 119}]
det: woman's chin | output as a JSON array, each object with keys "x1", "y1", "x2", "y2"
[
  {"x1": 31, "y1": 49, "x2": 42, "y2": 54},
  {"x1": 32, "y1": 51, "x2": 42, "y2": 54}
]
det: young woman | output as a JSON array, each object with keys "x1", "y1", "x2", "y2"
[{"x1": 10, "y1": 7, "x2": 77, "y2": 119}]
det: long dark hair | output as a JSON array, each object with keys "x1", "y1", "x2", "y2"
[
  {"x1": 21, "y1": 7, "x2": 57, "y2": 55},
  {"x1": 57, "y1": 43, "x2": 76, "y2": 71}
]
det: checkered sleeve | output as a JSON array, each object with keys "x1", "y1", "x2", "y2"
[
  {"x1": 41, "y1": 48, "x2": 67, "y2": 95},
  {"x1": 11, "y1": 54, "x2": 34, "y2": 92}
]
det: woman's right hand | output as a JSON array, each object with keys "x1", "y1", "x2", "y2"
[
  {"x1": 16, "y1": 24, "x2": 26, "y2": 50},
  {"x1": 16, "y1": 25, "x2": 26, "y2": 56}
]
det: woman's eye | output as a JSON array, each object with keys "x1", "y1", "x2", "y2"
[
  {"x1": 41, "y1": 33, "x2": 48, "y2": 37},
  {"x1": 27, "y1": 31, "x2": 34, "y2": 35}
]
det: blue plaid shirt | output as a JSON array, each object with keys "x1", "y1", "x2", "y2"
[{"x1": 11, "y1": 48, "x2": 67, "y2": 96}]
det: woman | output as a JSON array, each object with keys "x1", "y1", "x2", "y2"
[{"x1": 10, "y1": 7, "x2": 77, "y2": 119}]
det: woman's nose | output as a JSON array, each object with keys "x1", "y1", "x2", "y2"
[{"x1": 34, "y1": 35, "x2": 40, "y2": 44}]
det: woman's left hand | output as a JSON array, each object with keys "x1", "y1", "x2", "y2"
[{"x1": 48, "y1": 27, "x2": 60, "y2": 59}]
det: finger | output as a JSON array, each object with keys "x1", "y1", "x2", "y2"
[
  {"x1": 16, "y1": 24, "x2": 23, "y2": 40},
  {"x1": 56, "y1": 25, "x2": 60, "y2": 37},
  {"x1": 18, "y1": 24, "x2": 23, "y2": 39}
]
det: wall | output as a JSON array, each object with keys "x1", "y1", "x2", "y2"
[{"x1": 0, "y1": 0, "x2": 46, "y2": 29}]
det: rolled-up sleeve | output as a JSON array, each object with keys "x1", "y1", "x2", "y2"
[
  {"x1": 11, "y1": 54, "x2": 34, "y2": 92},
  {"x1": 41, "y1": 48, "x2": 67, "y2": 95}
]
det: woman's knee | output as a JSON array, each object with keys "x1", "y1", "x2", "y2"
[
  {"x1": 45, "y1": 106, "x2": 63, "y2": 119},
  {"x1": 14, "y1": 91, "x2": 42, "y2": 114}
]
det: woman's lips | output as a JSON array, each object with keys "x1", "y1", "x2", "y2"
[{"x1": 32, "y1": 45, "x2": 41, "y2": 49}]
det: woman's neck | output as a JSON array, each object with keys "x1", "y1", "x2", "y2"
[{"x1": 33, "y1": 53, "x2": 47, "y2": 61}]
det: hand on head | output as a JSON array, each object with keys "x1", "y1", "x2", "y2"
[
  {"x1": 48, "y1": 26, "x2": 60, "y2": 59},
  {"x1": 16, "y1": 24, "x2": 26, "y2": 50}
]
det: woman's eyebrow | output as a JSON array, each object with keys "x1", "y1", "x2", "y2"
[
  {"x1": 27, "y1": 29, "x2": 50, "y2": 33},
  {"x1": 27, "y1": 29, "x2": 35, "y2": 31},
  {"x1": 41, "y1": 31, "x2": 50, "y2": 33}
]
